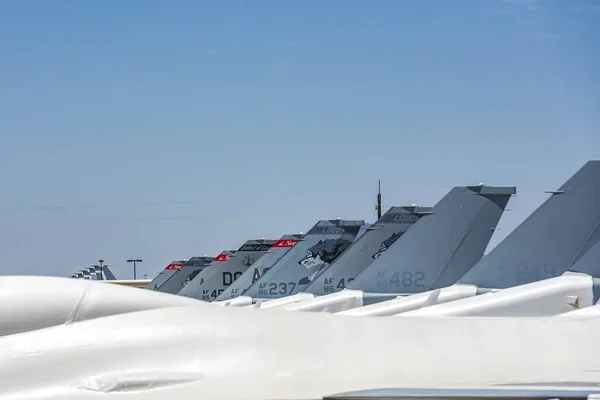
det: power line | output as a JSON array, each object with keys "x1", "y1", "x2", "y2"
[
  {"x1": 0, "y1": 181, "x2": 373, "y2": 212},
  {"x1": 0, "y1": 179, "x2": 553, "y2": 213}
]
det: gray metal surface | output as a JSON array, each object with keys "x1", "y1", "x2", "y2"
[
  {"x1": 216, "y1": 234, "x2": 304, "y2": 301},
  {"x1": 177, "y1": 251, "x2": 236, "y2": 297},
  {"x1": 348, "y1": 186, "x2": 516, "y2": 295},
  {"x1": 244, "y1": 219, "x2": 366, "y2": 300},
  {"x1": 307, "y1": 206, "x2": 431, "y2": 295},
  {"x1": 459, "y1": 160, "x2": 600, "y2": 289},
  {"x1": 143, "y1": 261, "x2": 186, "y2": 291},
  {"x1": 182, "y1": 239, "x2": 277, "y2": 301},
  {"x1": 156, "y1": 257, "x2": 214, "y2": 294}
]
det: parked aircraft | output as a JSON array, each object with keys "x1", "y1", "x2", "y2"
[
  {"x1": 154, "y1": 256, "x2": 214, "y2": 294},
  {"x1": 144, "y1": 261, "x2": 186, "y2": 291},
  {"x1": 400, "y1": 230, "x2": 600, "y2": 317},
  {"x1": 339, "y1": 160, "x2": 600, "y2": 317},
  {"x1": 179, "y1": 239, "x2": 277, "y2": 301},
  {"x1": 252, "y1": 185, "x2": 516, "y2": 311},
  {"x1": 232, "y1": 219, "x2": 366, "y2": 303},
  {"x1": 215, "y1": 234, "x2": 304, "y2": 303},
  {"x1": 177, "y1": 251, "x2": 235, "y2": 297}
]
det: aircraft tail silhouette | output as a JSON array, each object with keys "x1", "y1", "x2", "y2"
[
  {"x1": 458, "y1": 160, "x2": 600, "y2": 289},
  {"x1": 102, "y1": 266, "x2": 117, "y2": 281},
  {"x1": 569, "y1": 240, "x2": 600, "y2": 278},
  {"x1": 177, "y1": 251, "x2": 236, "y2": 297},
  {"x1": 182, "y1": 239, "x2": 277, "y2": 301},
  {"x1": 144, "y1": 261, "x2": 186, "y2": 291},
  {"x1": 215, "y1": 234, "x2": 304, "y2": 301},
  {"x1": 306, "y1": 206, "x2": 432, "y2": 295},
  {"x1": 155, "y1": 257, "x2": 214, "y2": 294},
  {"x1": 243, "y1": 219, "x2": 366, "y2": 300},
  {"x1": 347, "y1": 185, "x2": 516, "y2": 299}
]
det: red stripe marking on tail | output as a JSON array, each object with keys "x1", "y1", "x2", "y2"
[{"x1": 272, "y1": 239, "x2": 300, "y2": 248}]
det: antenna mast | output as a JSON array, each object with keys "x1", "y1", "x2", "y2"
[{"x1": 376, "y1": 180, "x2": 382, "y2": 219}]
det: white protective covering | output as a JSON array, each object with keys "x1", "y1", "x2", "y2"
[
  {"x1": 0, "y1": 276, "x2": 200, "y2": 336},
  {"x1": 1, "y1": 280, "x2": 600, "y2": 400},
  {"x1": 399, "y1": 273, "x2": 596, "y2": 317},
  {"x1": 267, "y1": 285, "x2": 477, "y2": 314},
  {"x1": 212, "y1": 295, "x2": 254, "y2": 307},
  {"x1": 250, "y1": 292, "x2": 316, "y2": 309},
  {"x1": 338, "y1": 285, "x2": 479, "y2": 316}
]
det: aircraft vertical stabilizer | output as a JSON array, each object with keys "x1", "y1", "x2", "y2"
[
  {"x1": 285, "y1": 185, "x2": 515, "y2": 313},
  {"x1": 143, "y1": 261, "x2": 186, "y2": 291},
  {"x1": 306, "y1": 206, "x2": 432, "y2": 296},
  {"x1": 458, "y1": 160, "x2": 600, "y2": 289},
  {"x1": 177, "y1": 251, "x2": 235, "y2": 297},
  {"x1": 402, "y1": 237, "x2": 600, "y2": 317},
  {"x1": 349, "y1": 161, "x2": 600, "y2": 317},
  {"x1": 155, "y1": 257, "x2": 214, "y2": 294},
  {"x1": 243, "y1": 219, "x2": 365, "y2": 301},
  {"x1": 180, "y1": 240, "x2": 277, "y2": 301},
  {"x1": 347, "y1": 185, "x2": 516, "y2": 298},
  {"x1": 569, "y1": 240, "x2": 600, "y2": 277},
  {"x1": 215, "y1": 234, "x2": 304, "y2": 301},
  {"x1": 102, "y1": 266, "x2": 117, "y2": 281}
]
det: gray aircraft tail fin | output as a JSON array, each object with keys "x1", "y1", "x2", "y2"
[
  {"x1": 354, "y1": 222, "x2": 373, "y2": 242},
  {"x1": 215, "y1": 234, "x2": 305, "y2": 301},
  {"x1": 188, "y1": 239, "x2": 277, "y2": 301},
  {"x1": 348, "y1": 185, "x2": 516, "y2": 295},
  {"x1": 568, "y1": 239, "x2": 600, "y2": 277},
  {"x1": 156, "y1": 256, "x2": 215, "y2": 294},
  {"x1": 459, "y1": 160, "x2": 600, "y2": 289},
  {"x1": 101, "y1": 266, "x2": 117, "y2": 281},
  {"x1": 143, "y1": 261, "x2": 186, "y2": 290},
  {"x1": 177, "y1": 250, "x2": 236, "y2": 297},
  {"x1": 243, "y1": 219, "x2": 365, "y2": 299},
  {"x1": 306, "y1": 206, "x2": 432, "y2": 295}
]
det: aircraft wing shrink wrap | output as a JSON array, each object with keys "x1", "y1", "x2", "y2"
[{"x1": 0, "y1": 276, "x2": 200, "y2": 336}]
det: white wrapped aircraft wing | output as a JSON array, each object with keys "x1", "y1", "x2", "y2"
[{"x1": 1, "y1": 297, "x2": 600, "y2": 400}]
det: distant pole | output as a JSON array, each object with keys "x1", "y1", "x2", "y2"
[
  {"x1": 127, "y1": 259, "x2": 143, "y2": 280},
  {"x1": 99, "y1": 259, "x2": 104, "y2": 278},
  {"x1": 376, "y1": 180, "x2": 382, "y2": 219}
]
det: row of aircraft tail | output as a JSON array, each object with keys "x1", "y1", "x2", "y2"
[
  {"x1": 2, "y1": 159, "x2": 600, "y2": 400},
  {"x1": 142, "y1": 158, "x2": 600, "y2": 318}
]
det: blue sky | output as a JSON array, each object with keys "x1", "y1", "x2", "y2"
[{"x1": 0, "y1": 0, "x2": 598, "y2": 279}]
